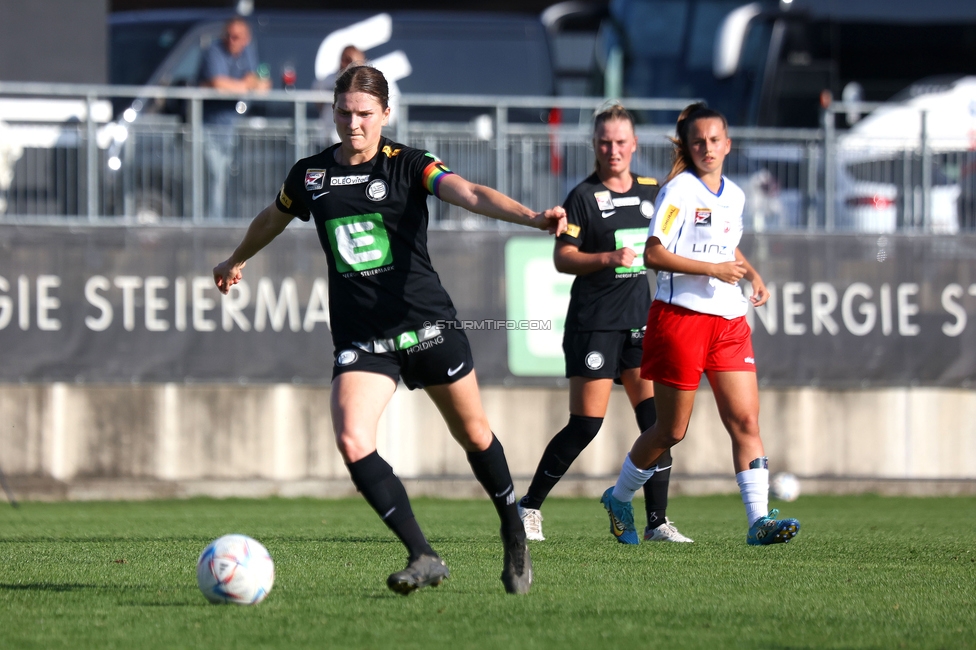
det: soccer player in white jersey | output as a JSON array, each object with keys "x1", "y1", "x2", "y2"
[{"x1": 599, "y1": 103, "x2": 801, "y2": 546}]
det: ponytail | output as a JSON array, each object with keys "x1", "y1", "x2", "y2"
[{"x1": 663, "y1": 102, "x2": 728, "y2": 185}]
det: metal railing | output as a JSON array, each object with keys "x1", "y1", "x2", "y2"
[
  {"x1": 1, "y1": 81, "x2": 972, "y2": 232},
  {"x1": 824, "y1": 100, "x2": 976, "y2": 233}
]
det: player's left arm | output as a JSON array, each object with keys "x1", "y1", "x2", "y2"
[
  {"x1": 436, "y1": 173, "x2": 567, "y2": 235},
  {"x1": 734, "y1": 247, "x2": 769, "y2": 307}
]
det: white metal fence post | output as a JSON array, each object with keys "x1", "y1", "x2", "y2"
[
  {"x1": 495, "y1": 104, "x2": 508, "y2": 197},
  {"x1": 85, "y1": 93, "x2": 98, "y2": 221},
  {"x1": 294, "y1": 100, "x2": 307, "y2": 162},
  {"x1": 191, "y1": 98, "x2": 204, "y2": 222},
  {"x1": 823, "y1": 107, "x2": 836, "y2": 232},
  {"x1": 921, "y1": 109, "x2": 931, "y2": 231}
]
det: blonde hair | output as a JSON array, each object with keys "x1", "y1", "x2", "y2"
[
  {"x1": 592, "y1": 103, "x2": 635, "y2": 173},
  {"x1": 663, "y1": 102, "x2": 728, "y2": 185}
]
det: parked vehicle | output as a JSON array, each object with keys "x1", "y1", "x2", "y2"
[
  {"x1": 592, "y1": 0, "x2": 976, "y2": 128},
  {"x1": 836, "y1": 76, "x2": 976, "y2": 232}
]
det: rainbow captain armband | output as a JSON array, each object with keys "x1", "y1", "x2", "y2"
[{"x1": 422, "y1": 159, "x2": 454, "y2": 198}]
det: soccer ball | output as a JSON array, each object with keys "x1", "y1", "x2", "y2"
[
  {"x1": 770, "y1": 472, "x2": 801, "y2": 502},
  {"x1": 196, "y1": 534, "x2": 275, "y2": 605}
]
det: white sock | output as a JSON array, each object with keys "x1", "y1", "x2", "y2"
[
  {"x1": 736, "y1": 468, "x2": 769, "y2": 526},
  {"x1": 611, "y1": 454, "x2": 656, "y2": 503}
]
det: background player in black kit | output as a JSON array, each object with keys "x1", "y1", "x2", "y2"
[
  {"x1": 213, "y1": 65, "x2": 566, "y2": 595},
  {"x1": 518, "y1": 104, "x2": 691, "y2": 545}
]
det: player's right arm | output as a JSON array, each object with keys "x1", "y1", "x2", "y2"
[
  {"x1": 553, "y1": 241, "x2": 636, "y2": 275},
  {"x1": 643, "y1": 184, "x2": 744, "y2": 283},
  {"x1": 643, "y1": 237, "x2": 744, "y2": 283},
  {"x1": 552, "y1": 187, "x2": 634, "y2": 275},
  {"x1": 213, "y1": 203, "x2": 294, "y2": 294}
]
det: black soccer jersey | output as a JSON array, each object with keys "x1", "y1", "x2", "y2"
[
  {"x1": 558, "y1": 172, "x2": 660, "y2": 332},
  {"x1": 275, "y1": 137, "x2": 457, "y2": 346}
]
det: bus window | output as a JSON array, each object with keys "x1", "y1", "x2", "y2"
[
  {"x1": 605, "y1": 0, "x2": 769, "y2": 124},
  {"x1": 618, "y1": 0, "x2": 976, "y2": 126}
]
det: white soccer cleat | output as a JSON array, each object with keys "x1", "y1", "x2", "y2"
[
  {"x1": 518, "y1": 504, "x2": 545, "y2": 541},
  {"x1": 643, "y1": 518, "x2": 694, "y2": 543}
]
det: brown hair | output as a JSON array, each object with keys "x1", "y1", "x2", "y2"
[
  {"x1": 592, "y1": 103, "x2": 636, "y2": 173},
  {"x1": 663, "y1": 102, "x2": 728, "y2": 185},
  {"x1": 334, "y1": 65, "x2": 389, "y2": 110}
]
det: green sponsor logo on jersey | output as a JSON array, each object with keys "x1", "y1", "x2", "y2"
[
  {"x1": 327, "y1": 214, "x2": 393, "y2": 274},
  {"x1": 613, "y1": 228, "x2": 648, "y2": 274},
  {"x1": 395, "y1": 330, "x2": 419, "y2": 350}
]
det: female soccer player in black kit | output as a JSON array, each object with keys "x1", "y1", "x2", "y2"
[
  {"x1": 213, "y1": 65, "x2": 566, "y2": 595},
  {"x1": 518, "y1": 104, "x2": 691, "y2": 545}
]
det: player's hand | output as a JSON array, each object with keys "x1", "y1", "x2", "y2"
[
  {"x1": 711, "y1": 260, "x2": 746, "y2": 284},
  {"x1": 749, "y1": 275, "x2": 769, "y2": 307},
  {"x1": 213, "y1": 259, "x2": 245, "y2": 295},
  {"x1": 607, "y1": 247, "x2": 637, "y2": 268},
  {"x1": 537, "y1": 206, "x2": 567, "y2": 236}
]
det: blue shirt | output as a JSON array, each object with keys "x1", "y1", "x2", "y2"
[{"x1": 199, "y1": 42, "x2": 260, "y2": 123}]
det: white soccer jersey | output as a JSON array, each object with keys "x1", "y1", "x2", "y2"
[{"x1": 647, "y1": 171, "x2": 748, "y2": 318}]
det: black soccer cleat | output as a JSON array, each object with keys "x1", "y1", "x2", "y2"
[
  {"x1": 501, "y1": 533, "x2": 533, "y2": 595},
  {"x1": 386, "y1": 554, "x2": 450, "y2": 595}
]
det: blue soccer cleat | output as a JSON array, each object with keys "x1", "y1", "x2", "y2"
[
  {"x1": 600, "y1": 487, "x2": 639, "y2": 545},
  {"x1": 747, "y1": 508, "x2": 801, "y2": 546}
]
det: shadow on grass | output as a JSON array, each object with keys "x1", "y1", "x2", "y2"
[
  {"x1": 0, "y1": 582, "x2": 202, "y2": 607},
  {"x1": 0, "y1": 582, "x2": 171, "y2": 595},
  {"x1": 0, "y1": 582, "x2": 109, "y2": 592},
  {"x1": 0, "y1": 535, "x2": 399, "y2": 544}
]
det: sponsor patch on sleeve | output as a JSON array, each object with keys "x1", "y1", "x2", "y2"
[
  {"x1": 660, "y1": 204, "x2": 680, "y2": 235},
  {"x1": 278, "y1": 184, "x2": 293, "y2": 209},
  {"x1": 304, "y1": 170, "x2": 326, "y2": 190},
  {"x1": 565, "y1": 223, "x2": 581, "y2": 238},
  {"x1": 636, "y1": 176, "x2": 658, "y2": 185}
]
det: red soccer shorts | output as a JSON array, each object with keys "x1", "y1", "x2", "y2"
[{"x1": 640, "y1": 301, "x2": 756, "y2": 391}]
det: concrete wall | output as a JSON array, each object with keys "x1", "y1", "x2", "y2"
[{"x1": 1, "y1": 383, "x2": 974, "y2": 501}]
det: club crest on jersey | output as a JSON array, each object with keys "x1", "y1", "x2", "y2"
[
  {"x1": 593, "y1": 191, "x2": 614, "y2": 211},
  {"x1": 695, "y1": 209, "x2": 712, "y2": 226},
  {"x1": 640, "y1": 200, "x2": 654, "y2": 218},
  {"x1": 304, "y1": 170, "x2": 326, "y2": 190},
  {"x1": 366, "y1": 179, "x2": 389, "y2": 201}
]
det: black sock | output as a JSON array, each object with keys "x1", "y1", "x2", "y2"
[
  {"x1": 643, "y1": 449, "x2": 673, "y2": 529},
  {"x1": 346, "y1": 451, "x2": 434, "y2": 560},
  {"x1": 634, "y1": 397, "x2": 671, "y2": 529},
  {"x1": 467, "y1": 435, "x2": 524, "y2": 543},
  {"x1": 634, "y1": 396, "x2": 657, "y2": 432},
  {"x1": 521, "y1": 415, "x2": 604, "y2": 510}
]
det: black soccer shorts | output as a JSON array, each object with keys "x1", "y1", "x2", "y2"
[
  {"x1": 563, "y1": 328, "x2": 645, "y2": 379},
  {"x1": 332, "y1": 323, "x2": 474, "y2": 390}
]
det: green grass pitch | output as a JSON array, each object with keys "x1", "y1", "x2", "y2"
[{"x1": 1, "y1": 495, "x2": 974, "y2": 649}]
